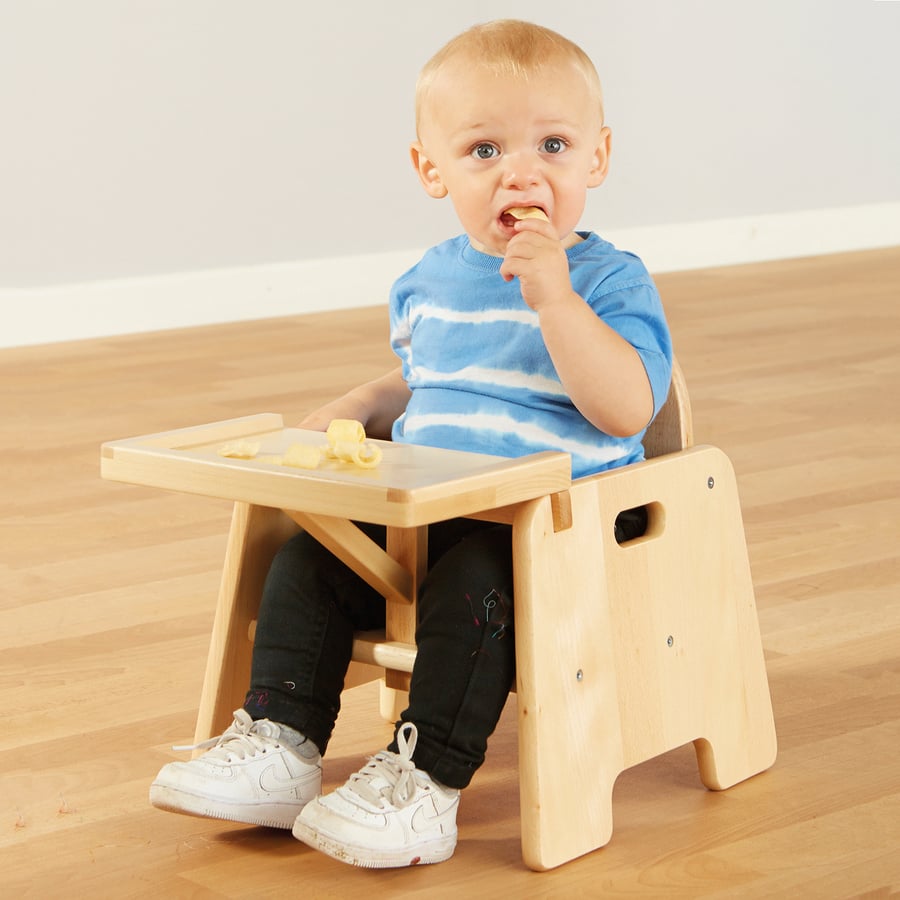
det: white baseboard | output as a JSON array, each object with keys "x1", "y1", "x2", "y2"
[
  {"x1": 604, "y1": 202, "x2": 900, "y2": 274},
  {"x1": 3, "y1": 202, "x2": 898, "y2": 349}
]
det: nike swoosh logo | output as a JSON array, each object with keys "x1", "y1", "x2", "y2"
[
  {"x1": 410, "y1": 795, "x2": 458, "y2": 835},
  {"x1": 258, "y1": 762, "x2": 317, "y2": 795}
]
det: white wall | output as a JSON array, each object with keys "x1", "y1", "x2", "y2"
[{"x1": 2, "y1": 0, "x2": 899, "y2": 346}]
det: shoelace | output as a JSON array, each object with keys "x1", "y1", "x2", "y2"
[
  {"x1": 173, "y1": 709, "x2": 282, "y2": 762},
  {"x1": 346, "y1": 722, "x2": 419, "y2": 808}
]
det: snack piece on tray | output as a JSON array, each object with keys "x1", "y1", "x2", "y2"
[
  {"x1": 217, "y1": 439, "x2": 261, "y2": 459},
  {"x1": 325, "y1": 418, "x2": 383, "y2": 469},
  {"x1": 281, "y1": 444, "x2": 322, "y2": 469},
  {"x1": 326, "y1": 419, "x2": 366, "y2": 445},
  {"x1": 506, "y1": 205, "x2": 548, "y2": 221},
  {"x1": 217, "y1": 419, "x2": 381, "y2": 470}
]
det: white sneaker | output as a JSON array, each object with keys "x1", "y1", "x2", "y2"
[
  {"x1": 292, "y1": 722, "x2": 459, "y2": 868},
  {"x1": 150, "y1": 709, "x2": 322, "y2": 829}
]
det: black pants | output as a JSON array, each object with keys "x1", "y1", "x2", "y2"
[{"x1": 244, "y1": 518, "x2": 515, "y2": 789}]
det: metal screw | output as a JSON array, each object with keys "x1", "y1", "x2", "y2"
[
  {"x1": 707, "y1": 476, "x2": 715, "y2": 489},
  {"x1": 576, "y1": 669, "x2": 584, "y2": 681},
  {"x1": 667, "y1": 635, "x2": 674, "y2": 647}
]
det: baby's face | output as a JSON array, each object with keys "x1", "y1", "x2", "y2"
[{"x1": 414, "y1": 58, "x2": 609, "y2": 257}]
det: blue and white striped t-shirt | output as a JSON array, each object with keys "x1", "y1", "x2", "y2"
[{"x1": 389, "y1": 232, "x2": 672, "y2": 478}]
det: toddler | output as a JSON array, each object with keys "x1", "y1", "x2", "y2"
[{"x1": 150, "y1": 19, "x2": 672, "y2": 869}]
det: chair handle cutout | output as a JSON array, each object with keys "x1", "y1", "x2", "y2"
[{"x1": 614, "y1": 501, "x2": 665, "y2": 546}]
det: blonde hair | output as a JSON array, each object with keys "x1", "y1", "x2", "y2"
[{"x1": 415, "y1": 20, "x2": 604, "y2": 137}]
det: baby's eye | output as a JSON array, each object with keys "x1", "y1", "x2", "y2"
[
  {"x1": 470, "y1": 142, "x2": 499, "y2": 160},
  {"x1": 540, "y1": 137, "x2": 568, "y2": 154}
]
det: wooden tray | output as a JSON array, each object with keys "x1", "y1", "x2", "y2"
[{"x1": 101, "y1": 414, "x2": 571, "y2": 527}]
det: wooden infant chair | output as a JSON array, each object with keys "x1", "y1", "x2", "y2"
[{"x1": 193, "y1": 359, "x2": 777, "y2": 871}]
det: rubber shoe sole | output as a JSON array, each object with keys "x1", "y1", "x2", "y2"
[
  {"x1": 292, "y1": 816, "x2": 456, "y2": 867},
  {"x1": 150, "y1": 782, "x2": 305, "y2": 829}
]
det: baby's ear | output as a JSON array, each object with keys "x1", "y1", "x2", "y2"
[
  {"x1": 587, "y1": 126, "x2": 612, "y2": 188},
  {"x1": 410, "y1": 143, "x2": 448, "y2": 198}
]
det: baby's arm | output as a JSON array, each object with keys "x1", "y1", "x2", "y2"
[
  {"x1": 538, "y1": 297, "x2": 653, "y2": 437},
  {"x1": 501, "y1": 221, "x2": 654, "y2": 437},
  {"x1": 297, "y1": 366, "x2": 411, "y2": 440}
]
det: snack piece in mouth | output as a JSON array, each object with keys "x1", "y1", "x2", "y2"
[{"x1": 506, "y1": 206, "x2": 548, "y2": 222}]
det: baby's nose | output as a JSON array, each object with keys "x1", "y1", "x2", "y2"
[{"x1": 501, "y1": 152, "x2": 541, "y2": 188}]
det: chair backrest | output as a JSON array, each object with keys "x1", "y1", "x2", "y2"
[{"x1": 641, "y1": 357, "x2": 693, "y2": 459}]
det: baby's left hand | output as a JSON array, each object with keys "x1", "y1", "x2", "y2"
[{"x1": 499, "y1": 220, "x2": 571, "y2": 311}]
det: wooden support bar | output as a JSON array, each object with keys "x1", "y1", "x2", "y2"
[
  {"x1": 383, "y1": 525, "x2": 427, "y2": 692},
  {"x1": 285, "y1": 510, "x2": 414, "y2": 604}
]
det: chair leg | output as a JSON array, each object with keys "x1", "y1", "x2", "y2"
[
  {"x1": 679, "y1": 450, "x2": 778, "y2": 793},
  {"x1": 599, "y1": 446, "x2": 776, "y2": 793},
  {"x1": 193, "y1": 503, "x2": 299, "y2": 745},
  {"x1": 512, "y1": 446, "x2": 776, "y2": 870},
  {"x1": 513, "y1": 492, "x2": 622, "y2": 871},
  {"x1": 378, "y1": 683, "x2": 409, "y2": 722}
]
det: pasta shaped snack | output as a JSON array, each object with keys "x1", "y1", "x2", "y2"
[{"x1": 215, "y1": 418, "x2": 381, "y2": 471}]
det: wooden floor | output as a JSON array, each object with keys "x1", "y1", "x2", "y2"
[{"x1": 2, "y1": 247, "x2": 899, "y2": 898}]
